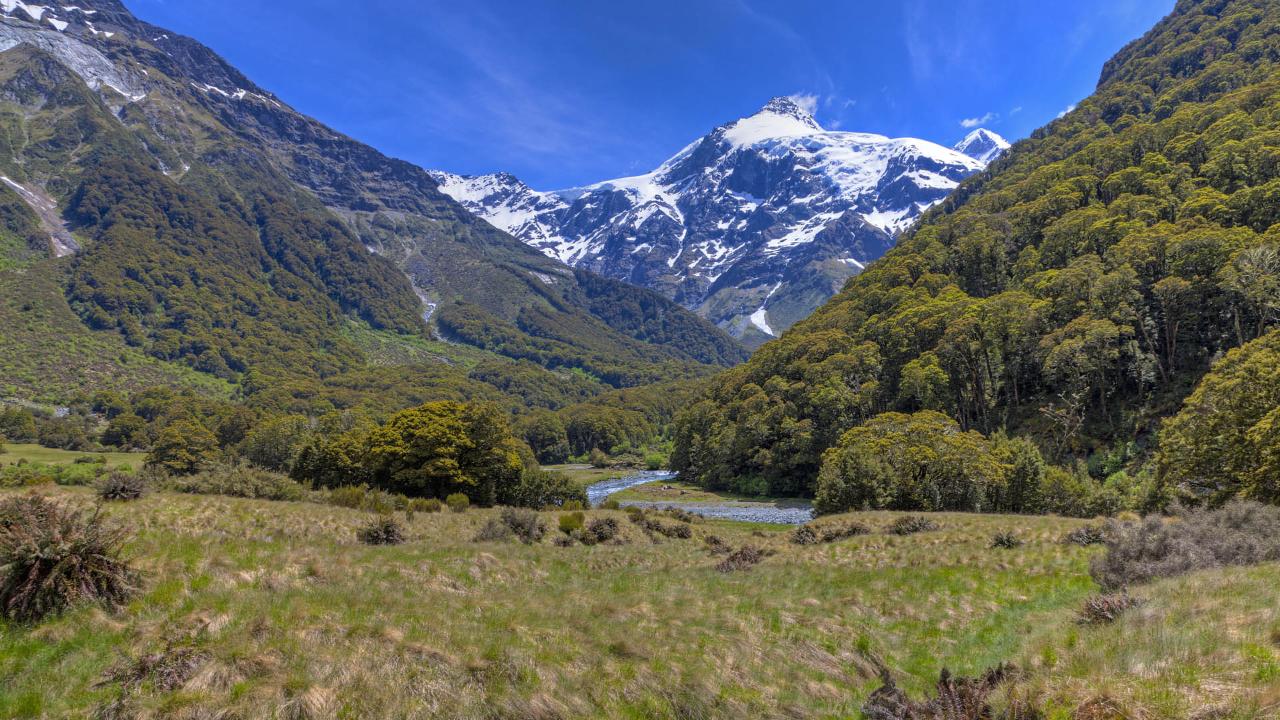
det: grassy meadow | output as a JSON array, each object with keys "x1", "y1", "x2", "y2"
[
  {"x1": 0, "y1": 443, "x2": 145, "y2": 469},
  {"x1": 1, "y1": 486, "x2": 1275, "y2": 718}
]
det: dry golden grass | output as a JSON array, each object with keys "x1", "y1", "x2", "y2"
[{"x1": 0, "y1": 487, "x2": 1274, "y2": 719}]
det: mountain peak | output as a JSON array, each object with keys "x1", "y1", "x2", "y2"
[
  {"x1": 954, "y1": 128, "x2": 1010, "y2": 164},
  {"x1": 754, "y1": 96, "x2": 821, "y2": 127}
]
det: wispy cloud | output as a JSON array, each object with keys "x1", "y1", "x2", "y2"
[
  {"x1": 401, "y1": 4, "x2": 628, "y2": 181},
  {"x1": 788, "y1": 93, "x2": 819, "y2": 115},
  {"x1": 902, "y1": 0, "x2": 993, "y2": 84},
  {"x1": 1057, "y1": 103, "x2": 1078, "y2": 118},
  {"x1": 960, "y1": 112, "x2": 996, "y2": 128}
]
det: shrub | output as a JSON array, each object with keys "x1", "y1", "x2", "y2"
[
  {"x1": 409, "y1": 498, "x2": 442, "y2": 514},
  {"x1": 1077, "y1": 593, "x2": 1143, "y2": 625},
  {"x1": 888, "y1": 516, "x2": 940, "y2": 535},
  {"x1": 990, "y1": 531, "x2": 1023, "y2": 549},
  {"x1": 558, "y1": 511, "x2": 585, "y2": 535},
  {"x1": 356, "y1": 518, "x2": 404, "y2": 546},
  {"x1": 96, "y1": 472, "x2": 146, "y2": 502},
  {"x1": 862, "y1": 665, "x2": 1015, "y2": 720},
  {"x1": 170, "y1": 466, "x2": 307, "y2": 502},
  {"x1": 599, "y1": 498, "x2": 621, "y2": 511},
  {"x1": 326, "y1": 485, "x2": 404, "y2": 513},
  {"x1": 446, "y1": 493, "x2": 470, "y2": 513},
  {"x1": 501, "y1": 468, "x2": 588, "y2": 509},
  {"x1": 583, "y1": 517, "x2": 619, "y2": 544},
  {"x1": 1090, "y1": 501, "x2": 1280, "y2": 590},
  {"x1": 502, "y1": 508, "x2": 546, "y2": 544},
  {"x1": 588, "y1": 448, "x2": 610, "y2": 468},
  {"x1": 703, "y1": 534, "x2": 730, "y2": 555},
  {"x1": 791, "y1": 524, "x2": 819, "y2": 546},
  {"x1": 644, "y1": 452, "x2": 665, "y2": 471},
  {"x1": 474, "y1": 519, "x2": 512, "y2": 543},
  {"x1": 821, "y1": 522, "x2": 871, "y2": 543},
  {"x1": 562, "y1": 500, "x2": 585, "y2": 512},
  {"x1": 1063, "y1": 524, "x2": 1106, "y2": 546},
  {"x1": 642, "y1": 518, "x2": 692, "y2": 539},
  {"x1": 0, "y1": 494, "x2": 138, "y2": 623},
  {"x1": 715, "y1": 545, "x2": 765, "y2": 573},
  {"x1": 56, "y1": 461, "x2": 104, "y2": 487}
]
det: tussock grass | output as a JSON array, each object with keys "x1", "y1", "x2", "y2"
[{"x1": 0, "y1": 487, "x2": 1271, "y2": 718}]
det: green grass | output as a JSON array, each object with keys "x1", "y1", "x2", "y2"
[
  {"x1": 341, "y1": 321, "x2": 497, "y2": 369},
  {"x1": 0, "y1": 487, "x2": 1274, "y2": 718},
  {"x1": 0, "y1": 443, "x2": 145, "y2": 469}
]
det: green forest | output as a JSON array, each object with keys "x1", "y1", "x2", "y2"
[{"x1": 672, "y1": 0, "x2": 1280, "y2": 514}]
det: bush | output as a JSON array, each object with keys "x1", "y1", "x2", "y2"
[
  {"x1": 96, "y1": 472, "x2": 146, "y2": 502},
  {"x1": 598, "y1": 498, "x2": 621, "y2": 511},
  {"x1": 642, "y1": 518, "x2": 692, "y2": 539},
  {"x1": 0, "y1": 494, "x2": 138, "y2": 623},
  {"x1": 791, "y1": 525, "x2": 819, "y2": 546},
  {"x1": 409, "y1": 498, "x2": 442, "y2": 513},
  {"x1": 326, "y1": 485, "x2": 403, "y2": 513},
  {"x1": 501, "y1": 468, "x2": 588, "y2": 509},
  {"x1": 888, "y1": 516, "x2": 940, "y2": 535},
  {"x1": 356, "y1": 518, "x2": 404, "y2": 546},
  {"x1": 473, "y1": 518, "x2": 513, "y2": 543},
  {"x1": 502, "y1": 508, "x2": 546, "y2": 544},
  {"x1": 1077, "y1": 593, "x2": 1143, "y2": 625},
  {"x1": 862, "y1": 665, "x2": 1015, "y2": 720},
  {"x1": 1063, "y1": 524, "x2": 1106, "y2": 546},
  {"x1": 170, "y1": 466, "x2": 307, "y2": 502},
  {"x1": 990, "y1": 531, "x2": 1023, "y2": 549},
  {"x1": 562, "y1": 500, "x2": 585, "y2": 512},
  {"x1": 703, "y1": 534, "x2": 730, "y2": 555},
  {"x1": 446, "y1": 493, "x2": 470, "y2": 513},
  {"x1": 715, "y1": 545, "x2": 765, "y2": 572},
  {"x1": 821, "y1": 522, "x2": 871, "y2": 543},
  {"x1": 644, "y1": 452, "x2": 665, "y2": 471},
  {"x1": 583, "y1": 517, "x2": 619, "y2": 545},
  {"x1": 589, "y1": 448, "x2": 610, "y2": 468},
  {"x1": 558, "y1": 511, "x2": 585, "y2": 535},
  {"x1": 1090, "y1": 501, "x2": 1280, "y2": 590}
]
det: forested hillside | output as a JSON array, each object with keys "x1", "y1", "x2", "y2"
[
  {"x1": 0, "y1": 1, "x2": 742, "y2": 415},
  {"x1": 673, "y1": 0, "x2": 1280, "y2": 503}
]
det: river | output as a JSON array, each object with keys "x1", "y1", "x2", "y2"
[{"x1": 584, "y1": 471, "x2": 814, "y2": 525}]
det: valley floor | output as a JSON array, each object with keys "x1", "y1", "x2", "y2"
[{"x1": 0, "y1": 487, "x2": 1276, "y2": 718}]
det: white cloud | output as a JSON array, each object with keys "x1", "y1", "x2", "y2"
[
  {"x1": 788, "y1": 93, "x2": 819, "y2": 115},
  {"x1": 960, "y1": 112, "x2": 996, "y2": 128},
  {"x1": 1010, "y1": 106, "x2": 1023, "y2": 115},
  {"x1": 1057, "y1": 103, "x2": 1077, "y2": 119}
]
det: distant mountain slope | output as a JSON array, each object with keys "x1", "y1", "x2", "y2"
[
  {"x1": 0, "y1": 0, "x2": 744, "y2": 407},
  {"x1": 671, "y1": 0, "x2": 1280, "y2": 496},
  {"x1": 432, "y1": 98, "x2": 1004, "y2": 345}
]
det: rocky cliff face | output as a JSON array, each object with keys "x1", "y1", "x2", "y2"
[{"x1": 433, "y1": 98, "x2": 1006, "y2": 345}]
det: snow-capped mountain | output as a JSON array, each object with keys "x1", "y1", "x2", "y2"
[
  {"x1": 432, "y1": 97, "x2": 1006, "y2": 345},
  {"x1": 954, "y1": 128, "x2": 1011, "y2": 164}
]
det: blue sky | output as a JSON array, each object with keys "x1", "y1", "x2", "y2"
[{"x1": 127, "y1": 0, "x2": 1174, "y2": 189}]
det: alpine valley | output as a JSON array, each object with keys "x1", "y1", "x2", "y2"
[{"x1": 432, "y1": 101, "x2": 1008, "y2": 345}]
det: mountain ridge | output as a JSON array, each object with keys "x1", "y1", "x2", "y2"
[
  {"x1": 0, "y1": 0, "x2": 746, "y2": 411},
  {"x1": 431, "y1": 97, "x2": 1005, "y2": 345}
]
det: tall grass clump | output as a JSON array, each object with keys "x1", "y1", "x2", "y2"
[
  {"x1": 169, "y1": 465, "x2": 307, "y2": 502},
  {"x1": 888, "y1": 516, "x2": 940, "y2": 536},
  {"x1": 446, "y1": 493, "x2": 470, "y2": 513},
  {"x1": 96, "y1": 472, "x2": 146, "y2": 502},
  {"x1": 0, "y1": 494, "x2": 138, "y2": 623},
  {"x1": 356, "y1": 517, "x2": 405, "y2": 546},
  {"x1": 1091, "y1": 501, "x2": 1280, "y2": 590},
  {"x1": 862, "y1": 665, "x2": 1018, "y2": 720}
]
